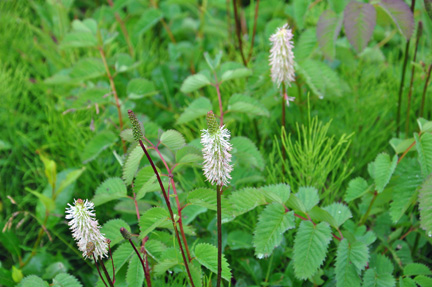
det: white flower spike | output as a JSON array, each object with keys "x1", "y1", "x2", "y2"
[
  {"x1": 65, "y1": 199, "x2": 108, "y2": 261},
  {"x1": 269, "y1": 24, "x2": 295, "y2": 88},
  {"x1": 201, "y1": 111, "x2": 233, "y2": 186}
]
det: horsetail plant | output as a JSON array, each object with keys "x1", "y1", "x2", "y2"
[{"x1": 201, "y1": 111, "x2": 233, "y2": 287}]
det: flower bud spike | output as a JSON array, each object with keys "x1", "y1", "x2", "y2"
[
  {"x1": 201, "y1": 113, "x2": 233, "y2": 186},
  {"x1": 120, "y1": 227, "x2": 132, "y2": 240},
  {"x1": 206, "y1": 111, "x2": 219, "y2": 134},
  {"x1": 128, "y1": 110, "x2": 144, "y2": 142}
]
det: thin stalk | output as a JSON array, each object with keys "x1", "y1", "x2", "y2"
[
  {"x1": 99, "y1": 256, "x2": 114, "y2": 287},
  {"x1": 128, "y1": 239, "x2": 151, "y2": 287},
  {"x1": 246, "y1": 0, "x2": 260, "y2": 62},
  {"x1": 419, "y1": 64, "x2": 432, "y2": 118},
  {"x1": 232, "y1": 0, "x2": 247, "y2": 65},
  {"x1": 396, "y1": 0, "x2": 416, "y2": 136},
  {"x1": 216, "y1": 184, "x2": 222, "y2": 287},
  {"x1": 106, "y1": 0, "x2": 134, "y2": 57},
  {"x1": 359, "y1": 191, "x2": 378, "y2": 225},
  {"x1": 137, "y1": 140, "x2": 195, "y2": 287},
  {"x1": 281, "y1": 83, "x2": 287, "y2": 173},
  {"x1": 214, "y1": 79, "x2": 224, "y2": 126},
  {"x1": 148, "y1": 0, "x2": 176, "y2": 43},
  {"x1": 97, "y1": 33, "x2": 126, "y2": 153},
  {"x1": 152, "y1": 145, "x2": 193, "y2": 262},
  {"x1": 142, "y1": 240, "x2": 152, "y2": 287},
  {"x1": 108, "y1": 241, "x2": 115, "y2": 284},
  {"x1": 93, "y1": 255, "x2": 108, "y2": 287},
  {"x1": 405, "y1": 21, "x2": 423, "y2": 137}
]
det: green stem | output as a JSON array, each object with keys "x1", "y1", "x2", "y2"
[
  {"x1": 359, "y1": 191, "x2": 378, "y2": 225},
  {"x1": 419, "y1": 64, "x2": 432, "y2": 118},
  {"x1": 405, "y1": 21, "x2": 422, "y2": 137},
  {"x1": 216, "y1": 184, "x2": 223, "y2": 287}
]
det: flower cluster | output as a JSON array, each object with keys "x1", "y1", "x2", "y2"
[
  {"x1": 65, "y1": 199, "x2": 108, "y2": 261},
  {"x1": 269, "y1": 24, "x2": 295, "y2": 88},
  {"x1": 201, "y1": 111, "x2": 233, "y2": 186}
]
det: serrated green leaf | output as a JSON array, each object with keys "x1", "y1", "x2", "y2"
[
  {"x1": 123, "y1": 145, "x2": 144, "y2": 185},
  {"x1": 134, "y1": 166, "x2": 162, "y2": 200},
  {"x1": 296, "y1": 59, "x2": 348, "y2": 98},
  {"x1": 101, "y1": 219, "x2": 131, "y2": 246},
  {"x1": 374, "y1": 153, "x2": 398, "y2": 193},
  {"x1": 126, "y1": 256, "x2": 144, "y2": 287},
  {"x1": 132, "y1": 8, "x2": 162, "y2": 40},
  {"x1": 139, "y1": 207, "x2": 170, "y2": 239},
  {"x1": 52, "y1": 273, "x2": 83, "y2": 287},
  {"x1": 17, "y1": 275, "x2": 48, "y2": 287},
  {"x1": 70, "y1": 58, "x2": 105, "y2": 81},
  {"x1": 92, "y1": 177, "x2": 127, "y2": 206},
  {"x1": 194, "y1": 243, "x2": 231, "y2": 281},
  {"x1": 419, "y1": 175, "x2": 432, "y2": 236},
  {"x1": 378, "y1": 0, "x2": 414, "y2": 40},
  {"x1": 221, "y1": 67, "x2": 252, "y2": 82},
  {"x1": 309, "y1": 206, "x2": 338, "y2": 228},
  {"x1": 296, "y1": 187, "x2": 319, "y2": 212},
  {"x1": 389, "y1": 138, "x2": 415, "y2": 154},
  {"x1": 262, "y1": 183, "x2": 291, "y2": 204},
  {"x1": 343, "y1": 2, "x2": 376, "y2": 52},
  {"x1": 145, "y1": 239, "x2": 167, "y2": 261},
  {"x1": 229, "y1": 187, "x2": 267, "y2": 217},
  {"x1": 175, "y1": 145, "x2": 202, "y2": 165},
  {"x1": 253, "y1": 203, "x2": 295, "y2": 258},
  {"x1": 154, "y1": 248, "x2": 180, "y2": 275},
  {"x1": 294, "y1": 28, "x2": 317, "y2": 63},
  {"x1": 317, "y1": 10, "x2": 342, "y2": 60},
  {"x1": 112, "y1": 242, "x2": 134, "y2": 274},
  {"x1": 388, "y1": 158, "x2": 423, "y2": 223},
  {"x1": 335, "y1": 239, "x2": 367, "y2": 287},
  {"x1": 323, "y1": 203, "x2": 352, "y2": 228},
  {"x1": 414, "y1": 275, "x2": 432, "y2": 286},
  {"x1": 120, "y1": 129, "x2": 134, "y2": 143},
  {"x1": 415, "y1": 133, "x2": 432, "y2": 177},
  {"x1": 231, "y1": 136, "x2": 264, "y2": 170},
  {"x1": 60, "y1": 31, "x2": 97, "y2": 48},
  {"x1": 176, "y1": 97, "x2": 212, "y2": 125},
  {"x1": 160, "y1": 130, "x2": 186, "y2": 151},
  {"x1": 363, "y1": 269, "x2": 395, "y2": 287},
  {"x1": 404, "y1": 263, "x2": 432, "y2": 276},
  {"x1": 180, "y1": 74, "x2": 211, "y2": 93},
  {"x1": 188, "y1": 188, "x2": 217, "y2": 210},
  {"x1": 227, "y1": 94, "x2": 269, "y2": 117},
  {"x1": 81, "y1": 131, "x2": 118, "y2": 163},
  {"x1": 127, "y1": 78, "x2": 157, "y2": 99},
  {"x1": 400, "y1": 277, "x2": 418, "y2": 287},
  {"x1": 293, "y1": 221, "x2": 332, "y2": 280}
]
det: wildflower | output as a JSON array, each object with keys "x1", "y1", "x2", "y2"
[
  {"x1": 269, "y1": 24, "x2": 295, "y2": 88},
  {"x1": 65, "y1": 199, "x2": 108, "y2": 261},
  {"x1": 201, "y1": 111, "x2": 233, "y2": 186}
]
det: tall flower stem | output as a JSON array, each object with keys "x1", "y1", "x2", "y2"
[
  {"x1": 137, "y1": 139, "x2": 195, "y2": 287},
  {"x1": 93, "y1": 255, "x2": 108, "y2": 287},
  {"x1": 99, "y1": 256, "x2": 115, "y2": 287},
  {"x1": 419, "y1": 64, "x2": 432, "y2": 118},
  {"x1": 281, "y1": 83, "x2": 287, "y2": 170},
  {"x1": 405, "y1": 21, "x2": 423, "y2": 137},
  {"x1": 232, "y1": 0, "x2": 247, "y2": 65},
  {"x1": 128, "y1": 237, "x2": 151, "y2": 287},
  {"x1": 246, "y1": 0, "x2": 260, "y2": 62},
  {"x1": 397, "y1": 0, "x2": 416, "y2": 136},
  {"x1": 97, "y1": 31, "x2": 126, "y2": 153},
  {"x1": 216, "y1": 184, "x2": 223, "y2": 287},
  {"x1": 106, "y1": 0, "x2": 134, "y2": 57}
]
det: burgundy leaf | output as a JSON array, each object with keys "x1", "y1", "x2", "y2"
[
  {"x1": 379, "y1": 0, "x2": 415, "y2": 40},
  {"x1": 343, "y1": 1, "x2": 376, "y2": 53},
  {"x1": 425, "y1": 0, "x2": 432, "y2": 20},
  {"x1": 317, "y1": 10, "x2": 342, "y2": 60}
]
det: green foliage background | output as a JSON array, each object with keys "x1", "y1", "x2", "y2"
[{"x1": 1, "y1": 0, "x2": 432, "y2": 286}]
